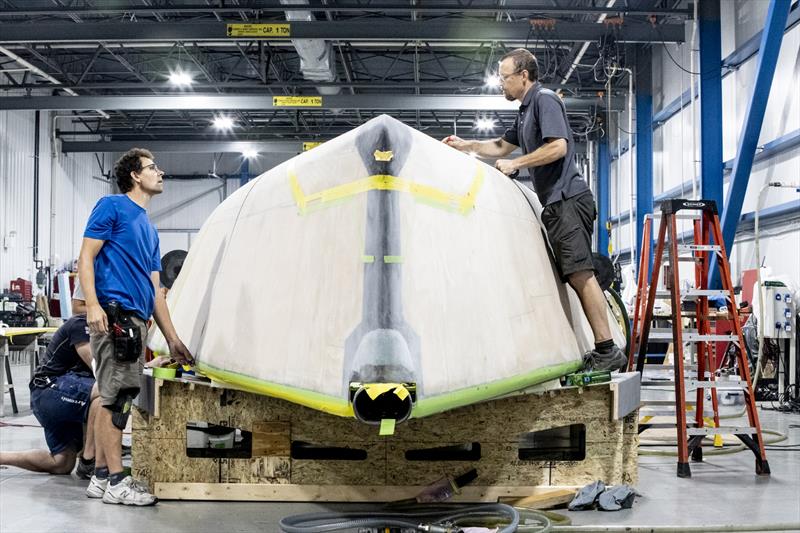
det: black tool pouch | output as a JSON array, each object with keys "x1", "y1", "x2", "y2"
[{"x1": 107, "y1": 306, "x2": 142, "y2": 363}]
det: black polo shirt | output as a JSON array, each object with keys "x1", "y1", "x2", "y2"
[
  {"x1": 502, "y1": 82, "x2": 589, "y2": 206},
  {"x1": 32, "y1": 315, "x2": 92, "y2": 380}
]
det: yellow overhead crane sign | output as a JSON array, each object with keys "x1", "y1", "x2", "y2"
[
  {"x1": 227, "y1": 23, "x2": 291, "y2": 38},
  {"x1": 302, "y1": 142, "x2": 323, "y2": 151},
  {"x1": 273, "y1": 96, "x2": 323, "y2": 107}
]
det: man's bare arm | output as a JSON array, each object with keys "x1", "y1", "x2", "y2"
[
  {"x1": 77, "y1": 238, "x2": 107, "y2": 334},
  {"x1": 443, "y1": 135, "x2": 517, "y2": 158},
  {"x1": 150, "y1": 272, "x2": 193, "y2": 363},
  {"x1": 494, "y1": 138, "x2": 567, "y2": 175}
]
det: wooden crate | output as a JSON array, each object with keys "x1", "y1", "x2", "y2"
[{"x1": 132, "y1": 375, "x2": 638, "y2": 502}]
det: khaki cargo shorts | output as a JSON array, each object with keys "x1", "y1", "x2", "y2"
[{"x1": 91, "y1": 315, "x2": 147, "y2": 406}]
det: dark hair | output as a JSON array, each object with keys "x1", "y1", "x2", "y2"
[
  {"x1": 113, "y1": 148, "x2": 153, "y2": 193},
  {"x1": 500, "y1": 48, "x2": 539, "y2": 82}
]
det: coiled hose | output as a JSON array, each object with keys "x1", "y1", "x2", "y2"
[{"x1": 279, "y1": 503, "x2": 521, "y2": 532}]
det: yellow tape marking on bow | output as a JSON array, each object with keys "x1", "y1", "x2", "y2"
[
  {"x1": 373, "y1": 150, "x2": 394, "y2": 161},
  {"x1": 288, "y1": 163, "x2": 484, "y2": 215},
  {"x1": 363, "y1": 383, "x2": 410, "y2": 401}
]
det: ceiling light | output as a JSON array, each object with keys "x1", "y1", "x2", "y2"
[
  {"x1": 212, "y1": 115, "x2": 235, "y2": 130},
  {"x1": 169, "y1": 70, "x2": 193, "y2": 86},
  {"x1": 485, "y1": 74, "x2": 501, "y2": 88},
  {"x1": 242, "y1": 148, "x2": 259, "y2": 159},
  {"x1": 475, "y1": 117, "x2": 496, "y2": 130}
]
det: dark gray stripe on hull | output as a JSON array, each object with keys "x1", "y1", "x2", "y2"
[{"x1": 344, "y1": 117, "x2": 421, "y2": 394}]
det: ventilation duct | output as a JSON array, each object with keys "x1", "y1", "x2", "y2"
[{"x1": 281, "y1": 0, "x2": 340, "y2": 95}]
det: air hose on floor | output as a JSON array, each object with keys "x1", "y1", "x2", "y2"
[{"x1": 279, "y1": 503, "x2": 522, "y2": 532}]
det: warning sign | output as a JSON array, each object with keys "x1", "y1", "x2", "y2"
[
  {"x1": 226, "y1": 24, "x2": 291, "y2": 38},
  {"x1": 273, "y1": 96, "x2": 323, "y2": 107}
]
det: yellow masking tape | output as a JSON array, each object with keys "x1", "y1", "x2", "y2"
[
  {"x1": 364, "y1": 383, "x2": 398, "y2": 400},
  {"x1": 287, "y1": 164, "x2": 485, "y2": 215},
  {"x1": 373, "y1": 149, "x2": 394, "y2": 161},
  {"x1": 363, "y1": 383, "x2": 410, "y2": 401},
  {"x1": 227, "y1": 23, "x2": 290, "y2": 37},
  {"x1": 303, "y1": 142, "x2": 323, "y2": 151},
  {"x1": 362, "y1": 255, "x2": 375, "y2": 263},
  {"x1": 273, "y1": 96, "x2": 322, "y2": 107},
  {"x1": 383, "y1": 255, "x2": 402, "y2": 264}
]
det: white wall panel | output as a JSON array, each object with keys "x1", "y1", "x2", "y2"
[
  {"x1": 0, "y1": 109, "x2": 111, "y2": 289},
  {"x1": 0, "y1": 109, "x2": 36, "y2": 286}
]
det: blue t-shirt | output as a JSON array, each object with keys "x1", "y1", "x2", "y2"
[{"x1": 84, "y1": 194, "x2": 161, "y2": 320}]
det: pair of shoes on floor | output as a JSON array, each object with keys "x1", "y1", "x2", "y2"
[
  {"x1": 86, "y1": 475, "x2": 157, "y2": 506},
  {"x1": 583, "y1": 345, "x2": 628, "y2": 372},
  {"x1": 568, "y1": 480, "x2": 637, "y2": 511}
]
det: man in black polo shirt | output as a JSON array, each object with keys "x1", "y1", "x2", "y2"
[
  {"x1": 444, "y1": 48, "x2": 625, "y2": 372},
  {"x1": 0, "y1": 315, "x2": 100, "y2": 475}
]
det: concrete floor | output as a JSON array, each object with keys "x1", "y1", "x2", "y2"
[{"x1": 2, "y1": 363, "x2": 799, "y2": 533}]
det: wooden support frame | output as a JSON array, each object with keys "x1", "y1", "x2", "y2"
[{"x1": 132, "y1": 374, "x2": 639, "y2": 502}]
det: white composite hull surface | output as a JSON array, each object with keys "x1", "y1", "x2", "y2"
[{"x1": 149, "y1": 115, "x2": 624, "y2": 420}]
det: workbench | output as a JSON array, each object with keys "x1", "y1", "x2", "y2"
[{"x1": 0, "y1": 327, "x2": 57, "y2": 416}]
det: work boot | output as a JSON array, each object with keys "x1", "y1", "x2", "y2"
[
  {"x1": 102, "y1": 476, "x2": 157, "y2": 506},
  {"x1": 86, "y1": 475, "x2": 108, "y2": 499},
  {"x1": 583, "y1": 345, "x2": 627, "y2": 372}
]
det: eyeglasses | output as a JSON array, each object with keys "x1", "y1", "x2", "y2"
[
  {"x1": 499, "y1": 69, "x2": 523, "y2": 82},
  {"x1": 140, "y1": 163, "x2": 161, "y2": 173}
]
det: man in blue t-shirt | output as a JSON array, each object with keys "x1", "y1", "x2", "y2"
[
  {"x1": 444, "y1": 48, "x2": 626, "y2": 373},
  {"x1": 78, "y1": 148, "x2": 192, "y2": 506},
  {"x1": 0, "y1": 315, "x2": 99, "y2": 476}
]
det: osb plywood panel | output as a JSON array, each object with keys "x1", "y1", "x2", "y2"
[{"x1": 132, "y1": 380, "x2": 638, "y2": 495}]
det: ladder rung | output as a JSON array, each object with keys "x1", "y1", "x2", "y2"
[
  {"x1": 640, "y1": 409, "x2": 717, "y2": 417},
  {"x1": 642, "y1": 363, "x2": 698, "y2": 371},
  {"x1": 641, "y1": 400, "x2": 698, "y2": 406},
  {"x1": 641, "y1": 379, "x2": 749, "y2": 390},
  {"x1": 687, "y1": 379, "x2": 749, "y2": 390},
  {"x1": 677, "y1": 244, "x2": 721, "y2": 253},
  {"x1": 648, "y1": 330, "x2": 739, "y2": 343},
  {"x1": 686, "y1": 427, "x2": 757, "y2": 436},
  {"x1": 654, "y1": 289, "x2": 730, "y2": 299},
  {"x1": 639, "y1": 422, "x2": 698, "y2": 429}
]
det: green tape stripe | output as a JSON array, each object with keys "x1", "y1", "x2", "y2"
[
  {"x1": 195, "y1": 359, "x2": 581, "y2": 421},
  {"x1": 196, "y1": 361, "x2": 352, "y2": 417},
  {"x1": 379, "y1": 418, "x2": 396, "y2": 436},
  {"x1": 411, "y1": 360, "x2": 583, "y2": 419},
  {"x1": 383, "y1": 255, "x2": 403, "y2": 263},
  {"x1": 362, "y1": 255, "x2": 375, "y2": 263}
]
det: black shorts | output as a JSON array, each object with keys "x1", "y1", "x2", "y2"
[{"x1": 540, "y1": 191, "x2": 596, "y2": 280}]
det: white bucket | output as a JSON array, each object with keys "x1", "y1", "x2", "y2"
[{"x1": 208, "y1": 431, "x2": 235, "y2": 449}]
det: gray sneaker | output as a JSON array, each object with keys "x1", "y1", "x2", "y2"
[
  {"x1": 584, "y1": 345, "x2": 628, "y2": 372},
  {"x1": 102, "y1": 476, "x2": 157, "y2": 506},
  {"x1": 86, "y1": 475, "x2": 108, "y2": 498},
  {"x1": 74, "y1": 457, "x2": 95, "y2": 480}
]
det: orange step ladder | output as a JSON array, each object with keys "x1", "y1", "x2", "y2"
[{"x1": 628, "y1": 199, "x2": 770, "y2": 478}]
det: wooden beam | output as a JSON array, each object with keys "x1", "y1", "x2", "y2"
[{"x1": 155, "y1": 483, "x2": 580, "y2": 502}]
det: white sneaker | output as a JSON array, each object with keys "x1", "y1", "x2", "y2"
[
  {"x1": 86, "y1": 476, "x2": 108, "y2": 499},
  {"x1": 101, "y1": 476, "x2": 158, "y2": 506}
]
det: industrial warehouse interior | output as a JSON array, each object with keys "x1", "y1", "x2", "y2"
[{"x1": 1, "y1": 1, "x2": 799, "y2": 532}]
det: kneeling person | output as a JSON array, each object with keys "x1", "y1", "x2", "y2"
[{"x1": 0, "y1": 315, "x2": 99, "y2": 477}]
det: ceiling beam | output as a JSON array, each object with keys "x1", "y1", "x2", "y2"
[
  {"x1": 61, "y1": 140, "x2": 302, "y2": 153},
  {"x1": 0, "y1": 20, "x2": 686, "y2": 44},
  {"x1": 1, "y1": 94, "x2": 616, "y2": 111},
  {"x1": 61, "y1": 138, "x2": 587, "y2": 154},
  {"x1": 0, "y1": 3, "x2": 693, "y2": 17}
]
